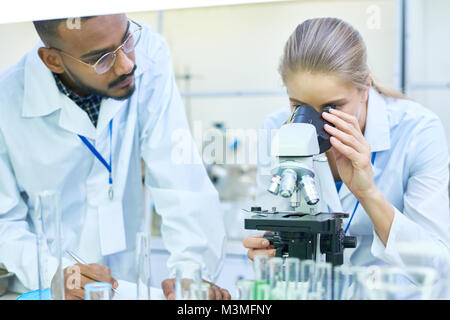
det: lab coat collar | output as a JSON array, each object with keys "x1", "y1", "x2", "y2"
[
  {"x1": 133, "y1": 42, "x2": 153, "y2": 78},
  {"x1": 338, "y1": 87, "x2": 391, "y2": 201},
  {"x1": 363, "y1": 87, "x2": 391, "y2": 153},
  {"x1": 22, "y1": 44, "x2": 97, "y2": 139},
  {"x1": 22, "y1": 43, "x2": 65, "y2": 118}
]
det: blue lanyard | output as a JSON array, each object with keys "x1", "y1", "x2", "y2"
[
  {"x1": 344, "y1": 152, "x2": 376, "y2": 234},
  {"x1": 78, "y1": 120, "x2": 114, "y2": 200}
]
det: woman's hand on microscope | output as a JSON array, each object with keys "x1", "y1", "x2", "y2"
[
  {"x1": 242, "y1": 232, "x2": 275, "y2": 261},
  {"x1": 322, "y1": 108, "x2": 376, "y2": 200}
]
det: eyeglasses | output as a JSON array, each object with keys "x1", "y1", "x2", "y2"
[{"x1": 54, "y1": 20, "x2": 142, "y2": 75}]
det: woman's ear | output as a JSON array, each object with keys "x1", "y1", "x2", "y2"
[
  {"x1": 360, "y1": 75, "x2": 372, "y2": 103},
  {"x1": 37, "y1": 47, "x2": 65, "y2": 74}
]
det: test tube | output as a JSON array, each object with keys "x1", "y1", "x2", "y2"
[
  {"x1": 35, "y1": 190, "x2": 64, "y2": 300},
  {"x1": 299, "y1": 259, "x2": 315, "y2": 300},
  {"x1": 85, "y1": 282, "x2": 113, "y2": 300},
  {"x1": 313, "y1": 262, "x2": 332, "y2": 300},
  {"x1": 35, "y1": 221, "x2": 48, "y2": 301},
  {"x1": 334, "y1": 265, "x2": 366, "y2": 300},
  {"x1": 190, "y1": 282, "x2": 210, "y2": 300},
  {"x1": 333, "y1": 265, "x2": 352, "y2": 300},
  {"x1": 201, "y1": 283, "x2": 210, "y2": 300},
  {"x1": 136, "y1": 232, "x2": 151, "y2": 300},
  {"x1": 253, "y1": 254, "x2": 269, "y2": 300},
  {"x1": 268, "y1": 257, "x2": 285, "y2": 300},
  {"x1": 235, "y1": 280, "x2": 255, "y2": 300},
  {"x1": 285, "y1": 257, "x2": 300, "y2": 300},
  {"x1": 175, "y1": 262, "x2": 202, "y2": 300}
]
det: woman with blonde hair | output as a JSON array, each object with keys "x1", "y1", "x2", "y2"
[{"x1": 244, "y1": 17, "x2": 449, "y2": 283}]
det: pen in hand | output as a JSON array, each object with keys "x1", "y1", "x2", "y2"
[{"x1": 66, "y1": 250, "x2": 119, "y2": 294}]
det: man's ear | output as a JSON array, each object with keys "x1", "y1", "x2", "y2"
[{"x1": 37, "y1": 47, "x2": 65, "y2": 74}]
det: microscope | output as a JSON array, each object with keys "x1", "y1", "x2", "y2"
[{"x1": 244, "y1": 105, "x2": 356, "y2": 266}]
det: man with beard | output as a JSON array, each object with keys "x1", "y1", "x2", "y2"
[{"x1": 0, "y1": 14, "x2": 230, "y2": 300}]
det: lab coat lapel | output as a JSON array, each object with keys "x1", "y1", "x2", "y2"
[
  {"x1": 58, "y1": 100, "x2": 97, "y2": 140},
  {"x1": 339, "y1": 88, "x2": 391, "y2": 203},
  {"x1": 22, "y1": 43, "x2": 97, "y2": 140},
  {"x1": 22, "y1": 43, "x2": 63, "y2": 118},
  {"x1": 364, "y1": 88, "x2": 391, "y2": 153},
  {"x1": 96, "y1": 98, "x2": 127, "y2": 139}
]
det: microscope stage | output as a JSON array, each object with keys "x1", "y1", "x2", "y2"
[{"x1": 244, "y1": 211, "x2": 348, "y2": 234}]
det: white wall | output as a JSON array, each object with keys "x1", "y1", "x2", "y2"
[
  {"x1": 0, "y1": 0, "x2": 400, "y2": 133},
  {"x1": 407, "y1": 0, "x2": 450, "y2": 149},
  {"x1": 129, "y1": 0, "x2": 399, "y2": 131},
  {"x1": 0, "y1": 22, "x2": 40, "y2": 71}
]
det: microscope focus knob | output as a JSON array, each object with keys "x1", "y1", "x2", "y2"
[{"x1": 343, "y1": 236, "x2": 357, "y2": 249}]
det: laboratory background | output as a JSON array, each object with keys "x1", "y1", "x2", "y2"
[{"x1": 0, "y1": 0, "x2": 449, "y2": 300}]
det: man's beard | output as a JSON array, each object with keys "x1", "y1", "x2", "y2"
[{"x1": 65, "y1": 65, "x2": 137, "y2": 101}]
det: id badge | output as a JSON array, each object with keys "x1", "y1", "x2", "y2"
[{"x1": 98, "y1": 199, "x2": 127, "y2": 256}]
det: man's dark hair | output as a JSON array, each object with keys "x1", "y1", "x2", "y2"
[{"x1": 33, "y1": 16, "x2": 95, "y2": 47}]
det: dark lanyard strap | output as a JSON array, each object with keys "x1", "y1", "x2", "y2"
[
  {"x1": 344, "y1": 152, "x2": 377, "y2": 234},
  {"x1": 78, "y1": 120, "x2": 114, "y2": 195}
]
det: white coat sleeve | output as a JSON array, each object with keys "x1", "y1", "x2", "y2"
[
  {"x1": 0, "y1": 127, "x2": 71, "y2": 291},
  {"x1": 137, "y1": 35, "x2": 226, "y2": 282},
  {"x1": 371, "y1": 116, "x2": 450, "y2": 275}
]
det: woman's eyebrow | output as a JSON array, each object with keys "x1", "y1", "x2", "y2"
[
  {"x1": 322, "y1": 98, "x2": 348, "y2": 106},
  {"x1": 289, "y1": 98, "x2": 305, "y2": 105}
]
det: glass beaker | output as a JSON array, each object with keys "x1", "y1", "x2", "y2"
[
  {"x1": 175, "y1": 262, "x2": 202, "y2": 300},
  {"x1": 136, "y1": 232, "x2": 151, "y2": 300},
  {"x1": 299, "y1": 259, "x2": 315, "y2": 300},
  {"x1": 436, "y1": 277, "x2": 450, "y2": 300},
  {"x1": 190, "y1": 282, "x2": 210, "y2": 300},
  {"x1": 235, "y1": 280, "x2": 255, "y2": 300},
  {"x1": 35, "y1": 190, "x2": 64, "y2": 300},
  {"x1": 358, "y1": 265, "x2": 438, "y2": 300},
  {"x1": 285, "y1": 257, "x2": 300, "y2": 300},
  {"x1": 201, "y1": 283, "x2": 210, "y2": 300},
  {"x1": 333, "y1": 265, "x2": 361, "y2": 300},
  {"x1": 309, "y1": 262, "x2": 332, "y2": 300},
  {"x1": 253, "y1": 254, "x2": 269, "y2": 300},
  {"x1": 85, "y1": 282, "x2": 113, "y2": 300}
]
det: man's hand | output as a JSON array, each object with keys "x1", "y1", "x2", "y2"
[
  {"x1": 53, "y1": 263, "x2": 119, "y2": 300},
  {"x1": 161, "y1": 278, "x2": 231, "y2": 300},
  {"x1": 242, "y1": 232, "x2": 275, "y2": 261}
]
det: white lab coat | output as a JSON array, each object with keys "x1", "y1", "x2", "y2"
[
  {"x1": 257, "y1": 88, "x2": 450, "y2": 276},
  {"x1": 0, "y1": 23, "x2": 226, "y2": 292}
]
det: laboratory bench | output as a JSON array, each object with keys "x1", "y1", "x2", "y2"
[
  {"x1": 0, "y1": 292, "x2": 19, "y2": 300},
  {"x1": 0, "y1": 237, "x2": 253, "y2": 300}
]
